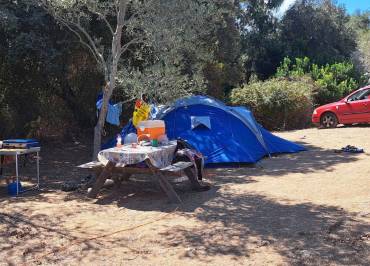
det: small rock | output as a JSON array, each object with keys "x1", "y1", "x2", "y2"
[
  {"x1": 258, "y1": 240, "x2": 270, "y2": 247},
  {"x1": 299, "y1": 250, "x2": 313, "y2": 259}
]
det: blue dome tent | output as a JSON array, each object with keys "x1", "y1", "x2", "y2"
[{"x1": 156, "y1": 95, "x2": 305, "y2": 165}]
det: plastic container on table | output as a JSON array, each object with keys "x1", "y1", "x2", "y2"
[
  {"x1": 124, "y1": 133, "x2": 138, "y2": 145},
  {"x1": 137, "y1": 120, "x2": 166, "y2": 140}
]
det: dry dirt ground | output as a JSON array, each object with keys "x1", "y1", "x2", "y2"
[{"x1": 0, "y1": 127, "x2": 369, "y2": 266}]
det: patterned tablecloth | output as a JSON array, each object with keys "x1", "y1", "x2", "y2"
[{"x1": 97, "y1": 141, "x2": 177, "y2": 168}]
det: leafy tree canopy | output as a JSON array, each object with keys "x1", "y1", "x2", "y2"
[{"x1": 279, "y1": 0, "x2": 357, "y2": 65}]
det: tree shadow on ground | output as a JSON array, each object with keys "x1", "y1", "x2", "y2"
[
  {"x1": 92, "y1": 168, "x2": 370, "y2": 264},
  {"x1": 93, "y1": 141, "x2": 364, "y2": 207},
  {"x1": 0, "y1": 206, "x2": 104, "y2": 265},
  {"x1": 0, "y1": 187, "x2": 57, "y2": 205},
  {"x1": 208, "y1": 141, "x2": 364, "y2": 180},
  {"x1": 341, "y1": 123, "x2": 370, "y2": 128},
  {"x1": 0, "y1": 141, "x2": 92, "y2": 203},
  {"x1": 90, "y1": 141, "x2": 369, "y2": 264},
  {"x1": 92, "y1": 174, "x2": 220, "y2": 212},
  {"x1": 157, "y1": 192, "x2": 370, "y2": 265},
  {"x1": 0, "y1": 140, "x2": 369, "y2": 264},
  {"x1": 1, "y1": 140, "x2": 363, "y2": 203}
]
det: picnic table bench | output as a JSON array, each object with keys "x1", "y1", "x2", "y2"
[{"x1": 78, "y1": 141, "x2": 208, "y2": 203}]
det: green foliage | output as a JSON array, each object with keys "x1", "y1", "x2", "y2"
[
  {"x1": 347, "y1": 11, "x2": 370, "y2": 34},
  {"x1": 2, "y1": 0, "x2": 370, "y2": 138},
  {"x1": 116, "y1": 0, "x2": 242, "y2": 103},
  {"x1": 276, "y1": 57, "x2": 361, "y2": 105},
  {"x1": 239, "y1": 0, "x2": 285, "y2": 80},
  {"x1": 229, "y1": 77, "x2": 314, "y2": 130},
  {"x1": 204, "y1": 2, "x2": 243, "y2": 99},
  {"x1": 354, "y1": 31, "x2": 370, "y2": 81},
  {"x1": 116, "y1": 0, "x2": 227, "y2": 103},
  {"x1": 0, "y1": 0, "x2": 243, "y2": 138},
  {"x1": 239, "y1": 0, "x2": 357, "y2": 81},
  {"x1": 0, "y1": 0, "x2": 101, "y2": 139},
  {"x1": 313, "y1": 64, "x2": 359, "y2": 105},
  {"x1": 349, "y1": 11, "x2": 370, "y2": 82},
  {"x1": 279, "y1": 0, "x2": 356, "y2": 66},
  {"x1": 276, "y1": 57, "x2": 311, "y2": 77}
]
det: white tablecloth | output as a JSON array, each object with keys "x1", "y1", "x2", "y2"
[{"x1": 97, "y1": 141, "x2": 177, "y2": 168}]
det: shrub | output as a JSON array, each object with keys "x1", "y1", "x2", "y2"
[
  {"x1": 0, "y1": 99, "x2": 15, "y2": 138},
  {"x1": 311, "y1": 62, "x2": 359, "y2": 105},
  {"x1": 276, "y1": 57, "x2": 362, "y2": 105},
  {"x1": 229, "y1": 77, "x2": 315, "y2": 130}
]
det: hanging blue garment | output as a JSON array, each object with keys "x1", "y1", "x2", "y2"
[
  {"x1": 96, "y1": 92, "x2": 114, "y2": 108},
  {"x1": 149, "y1": 104, "x2": 159, "y2": 119},
  {"x1": 96, "y1": 94, "x2": 122, "y2": 126},
  {"x1": 106, "y1": 103, "x2": 122, "y2": 126}
]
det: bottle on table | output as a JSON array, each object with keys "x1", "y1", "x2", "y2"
[{"x1": 116, "y1": 135, "x2": 122, "y2": 148}]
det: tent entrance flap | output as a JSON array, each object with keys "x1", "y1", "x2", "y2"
[{"x1": 191, "y1": 116, "x2": 211, "y2": 130}]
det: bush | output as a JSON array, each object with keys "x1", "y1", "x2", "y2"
[
  {"x1": 229, "y1": 77, "x2": 315, "y2": 130},
  {"x1": 0, "y1": 91, "x2": 15, "y2": 138},
  {"x1": 311, "y1": 62, "x2": 359, "y2": 105},
  {"x1": 276, "y1": 57, "x2": 362, "y2": 105}
]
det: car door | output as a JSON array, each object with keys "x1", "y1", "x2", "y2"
[
  {"x1": 362, "y1": 89, "x2": 370, "y2": 122},
  {"x1": 343, "y1": 89, "x2": 370, "y2": 123}
]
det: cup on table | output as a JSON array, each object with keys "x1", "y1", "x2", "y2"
[{"x1": 151, "y1": 139, "x2": 158, "y2": 147}]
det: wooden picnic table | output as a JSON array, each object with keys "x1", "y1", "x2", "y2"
[{"x1": 79, "y1": 141, "x2": 208, "y2": 203}]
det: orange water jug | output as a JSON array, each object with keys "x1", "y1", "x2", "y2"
[{"x1": 137, "y1": 120, "x2": 166, "y2": 140}]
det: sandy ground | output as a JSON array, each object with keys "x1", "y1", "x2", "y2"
[{"x1": 0, "y1": 126, "x2": 369, "y2": 265}]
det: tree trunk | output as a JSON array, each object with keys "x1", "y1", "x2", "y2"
[
  {"x1": 92, "y1": 80, "x2": 111, "y2": 160},
  {"x1": 93, "y1": 122, "x2": 103, "y2": 160},
  {"x1": 92, "y1": 0, "x2": 127, "y2": 159},
  {"x1": 92, "y1": 62, "x2": 119, "y2": 159}
]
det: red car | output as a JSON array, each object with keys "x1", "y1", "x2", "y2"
[{"x1": 312, "y1": 86, "x2": 370, "y2": 128}]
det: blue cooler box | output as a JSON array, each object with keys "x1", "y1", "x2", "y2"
[
  {"x1": 3, "y1": 139, "x2": 40, "y2": 149},
  {"x1": 7, "y1": 181, "x2": 22, "y2": 196}
]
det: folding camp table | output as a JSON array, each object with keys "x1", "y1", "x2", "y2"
[{"x1": 0, "y1": 147, "x2": 40, "y2": 195}]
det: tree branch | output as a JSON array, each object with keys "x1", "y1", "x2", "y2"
[
  {"x1": 113, "y1": 0, "x2": 128, "y2": 55},
  {"x1": 40, "y1": 1, "x2": 108, "y2": 75},
  {"x1": 62, "y1": 22, "x2": 102, "y2": 66},
  {"x1": 90, "y1": 9, "x2": 114, "y2": 35},
  {"x1": 117, "y1": 37, "x2": 145, "y2": 59},
  {"x1": 73, "y1": 15, "x2": 106, "y2": 67},
  {"x1": 121, "y1": 0, "x2": 154, "y2": 27}
]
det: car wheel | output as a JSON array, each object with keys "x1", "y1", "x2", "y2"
[{"x1": 320, "y1": 112, "x2": 338, "y2": 128}]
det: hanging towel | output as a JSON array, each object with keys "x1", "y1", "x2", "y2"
[
  {"x1": 106, "y1": 103, "x2": 122, "y2": 126},
  {"x1": 96, "y1": 97, "x2": 122, "y2": 126}
]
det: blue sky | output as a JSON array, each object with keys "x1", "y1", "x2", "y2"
[
  {"x1": 337, "y1": 0, "x2": 370, "y2": 14},
  {"x1": 276, "y1": 0, "x2": 370, "y2": 17}
]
